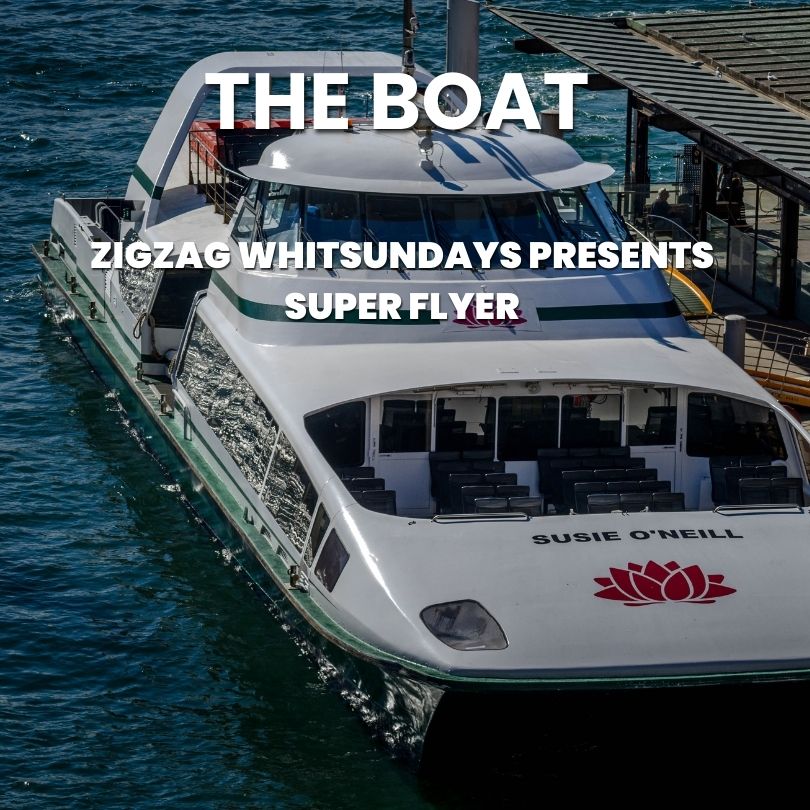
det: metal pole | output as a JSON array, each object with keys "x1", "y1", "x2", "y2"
[
  {"x1": 446, "y1": 0, "x2": 479, "y2": 83},
  {"x1": 723, "y1": 314, "x2": 747, "y2": 368}
]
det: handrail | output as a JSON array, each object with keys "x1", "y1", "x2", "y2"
[
  {"x1": 94, "y1": 202, "x2": 121, "y2": 238},
  {"x1": 188, "y1": 128, "x2": 250, "y2": 223},
  {"x1": 713, "y1": 504, "x2": 804, "y2": 515},
  {"x1": 431, "y1": 512, "x2": 529, "y2": 523}
]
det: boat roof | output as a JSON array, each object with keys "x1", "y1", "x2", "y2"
[{"x1": 241, "y1": 125, "x2": 614, "y2": 194}]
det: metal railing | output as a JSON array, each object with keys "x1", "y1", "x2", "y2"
[
  {"x1": 188, "y1": 127, "x2": 249, "y2": 223},
  {"x1": 693, "y1": 316, "x2": 810, "y2": 405},
  {"x1": 626, "y1": 217, "x2": 718, "y2": 313}
]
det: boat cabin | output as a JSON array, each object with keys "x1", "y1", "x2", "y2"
[{"x1": 304, "y1": 381, "x2": 809, "y2": 519}]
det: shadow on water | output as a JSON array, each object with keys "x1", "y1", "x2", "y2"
[{"x1": 418, "y1": 681, "x2": 810, "y2": 805}]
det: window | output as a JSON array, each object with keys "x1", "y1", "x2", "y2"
[
  {"x1": 585, "y1": 183, "x2": 628, "y2": 241},
  {"x1": 178, "y1": 317, "x2": 318, "y2": 552},
  {"x1": 264, "y1": 433, "x2": 318, "y2": 551},
  {"x1": 260, "y1": 183, "x2": 300, "y2": 247},
  {"x1": 626, "y1": 388, "x2": 677, "y2": 446},
  {"x1": 232, "y1": 180, "x2": 259, "y2": 242},
  {"x1": 429, "y1": 197, "x2": 497, "y2": 256},
  {"x1": 305, "y1": 504, "x2": 331, "y2": 567},
  {"x1": 497, "y1": 397, "x2": 559, "y2": 460},
  {"x1": 561, "y1": 394, "x2": 622, "y2": 449},
  {"x1": 305, "y1": 401, "x2": 366, "y2": 468},
  {"x1": 489, "y1": 195, "x2": 558, "y2": 256},
  {"x1": 793, "y1": 428, "x2": 810, "y2": 480},
  {"x1": 304, "y1": 188, "x2": 361, "y2": 243},
  {"x1": 365, "y1": 194, "x2": 427, "y2": 245},
  {"x1": 547, "y1": 187, "x2": 608, "y2": 242},
  {"x1": 379, "y1": 399, "x2": 431, "y2": 453},
  {"x1": 436, "y1": 397, "x2": 495, "y2": 453},
  {"x1": 687, "y1": 393, "x2": 787, "y2": 459},
  {"x1": 314, "y1": 530, "x2": 350, "y2": 593},
  {"x1": 178, "y1": 317, "x2": 278, "y2": 491}
]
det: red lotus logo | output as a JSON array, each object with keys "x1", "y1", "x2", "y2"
[
  {"x1": 453, "y1": 304, "x2": 527, "y2": 329},
  {"x1": 594, "y1": 561, "x2": 736, "y2": 606}
]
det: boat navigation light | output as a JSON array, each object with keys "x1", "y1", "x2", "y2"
[{"x1": 421, "y1": 600, "x2": 508, "y2": 651}]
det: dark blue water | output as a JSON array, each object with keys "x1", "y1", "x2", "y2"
[{"x1": 2, "y1": 1, "x2": 805, "y2": 806}]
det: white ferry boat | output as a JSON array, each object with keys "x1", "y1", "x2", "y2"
[{"x1": 34, "y1": 31, "x2": 810, "y2": 756}]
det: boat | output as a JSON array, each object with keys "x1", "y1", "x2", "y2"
[{"x1": 34, "y1": 3, "x2": 810, "y2": 763}]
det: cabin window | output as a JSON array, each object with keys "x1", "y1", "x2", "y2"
[
  {"x1": 232, "y1": 180, "x2": 260, "y2": 242},
  {"x1": 489, "y1": 195, "x2": 557, "y2": 252},
  {"x1": 379, "y1": 399, "x2": 431, "y2": 453},
  {"x1": 264, "y1": 433, "x2": 318, "y2": 551},
  {"x1": 686, "y1": 393, "x2": 787, "y2": 459},
  {"x1": 304, "y1": 503, "x2": 331, "y2": 567},
  {"x1": 366, "y1": 194, "x2": 428, "y2": 244},
  {"x1": 585, "y1": 183, "x2": 629, "y2": 241},
  {"x1": 547, "y1": 188, "x2": 608, "y2": 242},
  {"x1": 304, "y1": 189, "x2": 361, "y2": 243},
  {"x1": 314, "y1": 530, "x2": 350, "y2": 593},
  {"x1": 305, "y1": 401, "x2": 366, "y2": 468},
  {"x1": 561, "y1": 394, "x2": 622, "y2": 449},
  {"x1": 178, "y1": 316, "x2": 278, "y2": 491},
  {"x1": 260, "y1": 183, "x2": 301, "y2": 247},
  {"x1": 626, "y1": 388, "x2": 677, "y2": 446},
  {"x1": 436, "y1": 397, "x2": 495, "y2": 453},
  {"x1": 497, "y1": 397, "x2": 559, "y2": 460},
  {"x1": 793, "y1": 429, "x2": 810, "y2": 481},
  {"x1": 429, "y1": 197, "x2": 497, "y2": 255}
]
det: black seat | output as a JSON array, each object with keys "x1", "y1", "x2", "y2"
[
  {"x1": 475, "y1": 497, "x2": 509, "y2": 513},
  {"x1": 447, "y1": 473, "x2": 483, "y2": 512},
  {"x1": 607, "y1": 481, "x2": 640, "y2": 494},
  {"x1": 756, "y1": 464, "x2": 787, "y2": 479},
  {"x1": 771, "y1": 478, "x2": 804, "y2": 506},
  {"x1": 639, "y1": 480, "x2": 671, "y2": 493},
  {"x1": 569, "y1": 447, "x2": 598, "y2": 458},
  {"x1": 620, "y1": 493, "x2": 653, "y2": 512},
  {"x1": 509, "y1": 496, "x2": 543, "y2": 516},
  {"x1": 483, "y1": 472, "x2": 518, "y2": 487},
  {"x1": 587, "y1": 494, "x2": 621, "y2": 514},
  {"x1": 741, "y1": 455, "x2": 773, "y2": 467},
  {"x1": 595, "y1": 468, "x2": 624, "y2": 482},
  {"x1": 472, "y1": 460, "x2": 505, "y2": 473},
  {"x1": 625, "y1": 457, "x2": 646, "y2": 469},
  {"x1": 574, "y1": 482, "x2": 605, "y2": 514},
  {"x1": 635, "y1": 468, "x2": 658, "y2": 481},
  {"x1": 738, "y1": 477, "x2": 771, "y2": 505},
  {"x1": 561, "y1": 470, "x2": 595, "y2": 509},
  {"x1": 710, "y1": 456, "x2": 740, "y2": 503},
  {"x1": 461, "y1": 485, "x2": 496, "y2": 513},
  {"x1": 463, "y1": 449, "x2": 495, "y2": 461},
  {"x1": 725, "y1": 466, "x2": 757, "y2": 504},
  {"x1": 338, "y1": 466, "x2": 375, "y2": 479},
  {"x1": 546, "y1": 459, "x2": 582, "y2": 505},
  {"x1": 600, "y1": 446, "x2": 631, "y2": 458},
  {"x1": 652, "y1": 492, "x2": 685, "y2": 512},
  {"x1": 346, "y1": 477, "x2": 385, "y2": 492},
  {"x1": 429, "y1": 451, "x2": 461, "y2": 496},
  {"x1": 358, "y1": 490, "x2": 397, "y2": 515},
  {"x1": 496, "y1": 484, "x2": 531, "y2": 499}
]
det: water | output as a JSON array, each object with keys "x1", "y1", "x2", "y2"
[{"x1": 1, "y1": 1, "x2": 805, "y2": 806}]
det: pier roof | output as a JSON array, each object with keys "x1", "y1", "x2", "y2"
[{"x1": 490, "y1": 4, "x2": 810, "y2": 198}]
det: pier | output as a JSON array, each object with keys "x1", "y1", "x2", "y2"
[{"x1": 492, "y1": 3, "x2": 810, "y2": 411}]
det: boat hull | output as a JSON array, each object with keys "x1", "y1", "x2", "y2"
[{"x1": 34, "y1": 244, "x2": 810, "y2": 767}]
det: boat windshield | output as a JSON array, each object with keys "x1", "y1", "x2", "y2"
[{"x1": 237, "y1": 182, "x2": 626, "y2": 267}]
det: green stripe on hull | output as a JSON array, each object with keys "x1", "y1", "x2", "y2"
[
  {"x1": 132, "y1": 164, "x2": 164, "y2": 200},
  {"x1": 212, "y1": 273, "x2": 680, "y2": 325}
]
